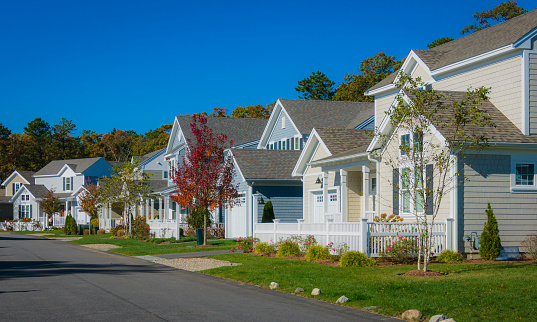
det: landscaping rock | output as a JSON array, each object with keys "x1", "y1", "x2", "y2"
[
  {"x1": 269, "y1": 282, "x2": 279, "y2": 290},
  {"x1": 362, "y1": 306, "x2": 377, "y2": 310},
  {"x1": 402, "y1": 309, "x2": 423, "y2": 321},
  {"x1": 294, "y1": 288, "x2": 304, "y2": 293},
  {"x1": 311, "y1": 288, "x2": 321, "y2": 296},
  {"x1": 429, "y1": 314, "x2": 448, "y2": 322},
  {"x1": 336, "y1": 296, "x2": 349, "y2": 304}
]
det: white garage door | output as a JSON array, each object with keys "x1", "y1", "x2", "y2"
[{"x1": 228, "y1": 195, "x2": 247, "y2": 238}]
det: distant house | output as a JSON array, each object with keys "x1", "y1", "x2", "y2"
[
  {"x1": 1, "y1": 170, "x2": 35, "y2": 219},
  {"x1": 10, "y1": 157, "x2": 112, "y2": 224},
  {"x1": 132, "y1": 148, "x2": 169, "y2": 181}
]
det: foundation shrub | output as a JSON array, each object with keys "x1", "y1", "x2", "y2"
[
  {"x1": 63, "y1": 214, "x2": 77, "y2": 235},
  {"x1": 339, "y1": 251, "x2": 376, "y2": 267},
  {"x1": 276, "y1": 237, "x2": 301, "y2": 257},
  {"x1": 131, "y1": 216, "x2": 150, "y2": 240},
  {"x1": 254, "y1": 242, "x2": 276, "y2": 254},
  {"x1": 305, "y1": 245, "x2": 332, "y2": 261},
  {"x1": 230, "y1": 236, "x2": 258, "y2": 253},
  {"x1": 521, "y1": 234, "x2": 537, "y2": 259},
  {"x1": 436, "y1": 250, "x2": 464, "y2": 263},
  {"x1": 97, "y1": 229, "x2": 106, "y2": 235}
]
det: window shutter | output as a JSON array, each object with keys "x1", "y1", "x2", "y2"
[
  {"x1": 291, "y1": 138, "x2": 294, "y2": 150},
  {"x1": 286, "y1": 139, "x2": 290, "y2": 150},
  {"x1": 71, "y1": 177, "x2": 74, "y2": 190},
  {"x1": 426, "y1": 164, "x2": 433, "y2": 216},
  {"x1": 12, "y1": 183, "x2": 15, "y2": 194},
  {"x1": 30, "y1": 204, "x2": 33, "y2": 217},
  {"x1": 393, "y1": 169, "x2": 399, "y2": 216},
  {"x1": 63, "y1": 177, "x2": 66, "y2": 191},
  {"x1": 19, "y1": 204, "x2": 22, "y2": 218}
]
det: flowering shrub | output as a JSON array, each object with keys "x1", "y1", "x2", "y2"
[
  {"x1": 379, "y1": 235, "x2": 417, "y2": 263},
  {"x1": 131, "y1": 216, "x2": 150, "y2": 240},
  {"x1": 276, "y1": 236, "x2": 301, "y2": 257},
  {"x1": 305, "y1": 245, "x2": 332, "y2": 261},
  {"x1": 229, "y1": 236, "x2": 259, "y2": 253},
  {"x1": 339, "y1": 251, "x2": 376, "y2": 267},
  {"x1": 254, "y1": 242, "x2": 276, "y2": 254},
  {"x1": 300, "y1": 235, "x2": 317, "y2": 252}
]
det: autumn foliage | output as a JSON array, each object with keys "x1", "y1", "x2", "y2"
[{"x1": 171, "y1": 114, "x2": 239, "y2": 244}]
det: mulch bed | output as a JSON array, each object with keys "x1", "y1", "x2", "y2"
[{"x1": 401, "y1": 270, "x2": 445, "y2": 277}]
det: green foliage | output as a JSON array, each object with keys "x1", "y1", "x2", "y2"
[
  {"x1": 90, "y1": 217, "x2": 99, "y2": 229},
  {"x1": 112, "y1": 225, "x2": 126, "y2": 237},
  {"x1": 480, "y1": 203, "x2": 502, "y2": 260},
  {"x1": 379, "y1": 236, "x2": 417, "y2": 263},
  {"x1": 63, "y1": 214, "x2": 77, "y2": 235},
  {"x1": 261, "y1": 200, "x2": 275, "y2": 223},
  {"x1": 185, "y1": 207, "x2": 212, "y2": 230},
  {"x1": 339, "y1": 251, "x2": 376, "y2": 267},
  {"x1": 131, "y1": 216, "x2": 150, "y2": 240},
  {"x1": 335, "y1": 52, "x2": 402, "y2": 102},
  {"x1": 427, "y1": 36, "x2": 454, "y2": 49},
  {"x1": 295, "y1": 71, "x2": 335, "y2": 100},
  {"x1": 461, "y1": 1, "x2": 527, "y2": 34},
  {"x1": 436, "y1": 250, "x2": 464, "y2": 263},
  {"x1": 305, "y1": 245, "x2": 332, "y2": 261},
  {"x1": 254, "y1": 242, "x2": 276, "y2": 254},
  {"x1": 230, "y1": 236, "x2": 259, "y2": 253},
  {"x1": 41, "y1": 189, "x2": 61, "y2": 216},
  {"x1": 231, "y1": 102, "x2": 274, "y2": 119},
  {"x1": 276, "y1": 237, "x2": 301, "y2": 257}
]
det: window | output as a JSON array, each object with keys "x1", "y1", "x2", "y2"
[
  {"x1": 516, "y1": 163, "x2": 534, "y2": 186},
  {"x1": 295, "y1": 137, "x2": 300, "y2": 150},
  {"x1": 163, "y1": 171, "x2": 168, "y2": 179},
  {"x1": 414, "y1": 131, "x2": 423, "y2": 153},
  {"x1": 282, "y1": 117, "x2": 286, "y2": 129},
  {"x1": 316, "y1": 195, "x2": 323, "y2": 203},
  {"x1": 22, "y1": 195, "x2": 30, "y2": 201},
  {"x1": 282, "y1": 140, "x2": 286, "y2": 150},
  {"x1": 14, "y1": 182, "x2": 21, "y2": 193},
  {"x1": 65, "y1": 177, "x2": 71, "y2": 191},
  {"x1": 371, "y1": 177, "x2": 377, "y2": 194},
  {"x1": 269, "y1": 143, "x2": 274, "y2": 150},
  {"x1": 400, "y1": 167, "x2": 424, "y2": 214},
  {"x1": 400, "y1": 134, "x2": 410, "y2": 156},
  {"x1": 21, "y1": 205, "x2": 30, "y2": 217},
  {"x1": 329, "y1": 194, "x2": 337, "y2": 202},
  {"x1": 278, "y1": 141, "x2": 281, "y2": 149}
]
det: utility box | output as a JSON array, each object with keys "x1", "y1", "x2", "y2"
[{"x1": 196, "y1": 228, "x2": 203, "y2": 245}]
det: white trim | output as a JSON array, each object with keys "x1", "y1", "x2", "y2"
[
  {"x1": 450, "y1": 153, "x2": 458, "y2": 252},
  {"x1": 513, "y1": 27, "x2": 537, "y2": 48},
  {"x1": 510, "y1": 157, "x2": 537, "y2": 192},
  {"x1": 257, "y1": 100, "x2": 302, "y2": 149},
  {"x1": 2, "y1": 170, "x2": 31, "y2": 186},
  {"x1": 522, "y1": 50, "x2": 530, "y2": 135}
]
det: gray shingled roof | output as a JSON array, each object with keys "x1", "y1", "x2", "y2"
[
  {"x1": 17, "y1": 171, "x2": 36, "y2": 184},
  {"x1": 35, "y1": 157, "x2": 105, "y2": 176},
  {"x1": 314, "y1": 128, "x2": 372, "y2": 162},
  {"x1": 176, "y1": 116, "x2": 268, "y2": 147},
  {"x1": 279, "y1": 99, "x2": 374, "y2": 134},
  {"x1": 149, "y1": 180, "x2": 169, "y2": 193},
  {"x1": 133, "y1": 148, "x2": 165, "y2": 164},
  {"x1": 423, "y1": 90, "x2": 537, "y2": 144},
  {"x1": 368, "y1": 9, "x2": 537, "y2": 92},
  {"x1": 24, "y1": 184, "x2": 50, "y2": 198},
  {"x1": 232, "y1": 149, "x2": 302, "y2": 180}
]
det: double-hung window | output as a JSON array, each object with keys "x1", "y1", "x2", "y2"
[
  {"x1": 401, "y1": 167, "x2": 424, "y2": 214},
  {"x1": 64, "y1": 177, "x2": 72, "y2": 191},
  {"x1": 512, "y1": 159, "x2": 536, "y2": 191},
  {"x1": 400, "y1": 134, "x2": 410, "y2": 156}
]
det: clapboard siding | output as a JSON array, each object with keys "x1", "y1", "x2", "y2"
[
  {"x1": 266, "y1": 108, "x2": 300, "y2": 146},
  {"x1": 529, "y1": 53, "x2": 537, "y2": 135},
  {"x1": 459, "y1": 154, "x2": 537, "y2": 252},
  {"x1": 254, "y1": 185, "x2": 302, "y2": 223}
]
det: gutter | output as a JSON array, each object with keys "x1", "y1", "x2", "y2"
[{"x1": 309, "y1": 152, "x2": 369, "y2": 167}]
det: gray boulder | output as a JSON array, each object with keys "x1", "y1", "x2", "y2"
[
  {"x1": 430, "y1": 314, "x2": 448, "y2": 322},
  {"x1": 294, "y1": 288, "x2": 304, "y2": 293},
  {"x1": 336, "y1": 296, "x2": 349, "y2": 304},
  {"x1": 311, "y1": 288, "x2": 321, "y2": 296}
]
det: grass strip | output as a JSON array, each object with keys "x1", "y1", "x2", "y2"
[{"x1": 203, "y1": 253, "x2": 537, "y2": 321}]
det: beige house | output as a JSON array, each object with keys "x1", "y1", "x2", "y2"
[{"x1": 1, "y1": 171, "x2": 35, "y2": 219}]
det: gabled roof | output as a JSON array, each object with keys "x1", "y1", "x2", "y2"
[
  {"x1": 175, "y1": 116, "x2": 268, "y2": 147},
  {"x1": 149, "y1": 180, "x2": 169, "y2": 193},
  {"x1": 279, "y1": 99, "x2": 374, "y2": 134},
  {"x1": 35, "y1": 157, "x2": 105, "y2": 176},
  {"x1": 232, "y1": 149, "x2": 302, "y2": 181},
  {"x1": 368, "y1": 9, "x2": 537, "y2": 93},
  {"x1": 1, "y1": 170, "x2": 36, "y2": 186},
  {"x1": 23, "y1": 184, "x2": 50, "y2": 199},
  {"x1": 133, "y1": 148, "x2": 166, "y2": 165},
  {"x1": 314, "y1": 128, "x2": 372, "y2": 161}
]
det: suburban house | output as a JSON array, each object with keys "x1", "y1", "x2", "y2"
[
  {"x1": 132, "y1": 148, "x2": 169, "y2": 181},
  {"x1": 145, "y1": 115, "x2": 268, "y2": 238},
  {"x1": 256, "y1": 9, "x2": 537, "y2": 257},
  {"x1": 1, "y1": 170, "x2": 35, "y2": 219},
  {"x1": 10, "y1": 157, "x2": 112, "y2": 225},
  {"x1": 227, "y1": 149, "x2": 302, "y2": 238}
]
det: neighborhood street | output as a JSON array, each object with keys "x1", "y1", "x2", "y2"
[{"x1": 0, "y1": 234, "x2": 398, "y2": 321}]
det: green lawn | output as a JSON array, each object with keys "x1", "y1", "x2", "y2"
[
  {"x1": 203, "y1": 253, "x2": 537, "y2": 321},
  {"x1": 67, "y1": 233, "x2": 235, "y2": 256}
]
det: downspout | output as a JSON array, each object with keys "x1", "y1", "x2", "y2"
[
  {"x1": 368, "y1": 151, "x2": 381, "y2": 215},
  {"x1": 451, "y1": 153, "x2": 459, "y2": 252}
]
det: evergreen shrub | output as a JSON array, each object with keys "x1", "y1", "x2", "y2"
[
  {"x1": 479, "y1": 202, "x2": 502, "y2": 260},
  {"x1": 261, "y1": 200, "x2": 275, "y2": 223},
  {"x1": 63, "y1": 214, "x2": 77, "y2": 235}
]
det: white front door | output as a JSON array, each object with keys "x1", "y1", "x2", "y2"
[{"x1": 228, "y1": 194, "x2": 247, "y2": 238}]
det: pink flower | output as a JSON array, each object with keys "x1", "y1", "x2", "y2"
[
  {"x1": 402, "y1": 250, "x2": 405, "y2": 253},
  {"x1": 398, "y1": 236, "x2": 402, "y2": 239},
  {"x1": 292, "y1": 241, "x2": 296, "y2": 244}
]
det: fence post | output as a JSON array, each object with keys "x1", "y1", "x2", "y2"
[
  {"x1": 273, "y1": 219, "x2": 280, "y2": 243},
  {"x1": 297, "y1": 219, "x2": 304, "y2": 237},
  {"x1": 360, "y1": 218, "x2": 368, "y2": 254},
  {"x1": 445, "y1": 218, "x2": 453, "y2": 251},
  {"x1": 326, "y1": 218, "x2": 333, "y2": 245}
]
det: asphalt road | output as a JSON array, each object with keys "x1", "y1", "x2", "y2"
[{"x1": 0, "y1": 234, "x2": 399, "y2": 321}]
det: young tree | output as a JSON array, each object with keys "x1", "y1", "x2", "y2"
[
  {"x1": 461, "y1": 1, "x2": 527, "y2": 34},
  {"x1": 40, "y1": 189, "x2": 62, "y2": 222},
  {"x1": 335, "y1": 52, "x2": 403, "y2": 102},
  {"x1": 479, "y1": 202, "x2": 502, "y2": 260},
  {"x1": 295, "y1": 71, "x2": 335, "y2": 100},
  {"x1": 374, "y1": 75, "x2": 494, "y2": 271},
  {"x1": 171, "y1": 114, "x2": 239, "y2": 245},
  {"x1": 99, "y1": 161, "x2": 151, "y2": 234},
  {"x1": 78, "y1": 183, "x2": 100, "y2": 233}
]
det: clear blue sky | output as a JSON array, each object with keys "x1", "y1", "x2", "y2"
[{"x1": 1, "y1": 0, "x2": 535, "y2": 135}]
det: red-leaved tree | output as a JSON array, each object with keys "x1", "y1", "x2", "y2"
[{"x1": 171, "y1": 115, "x2": 239, "y2": 245}]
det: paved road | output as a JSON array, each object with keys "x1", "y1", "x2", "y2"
[{"x1": 0, "y1": 234, "x2": 399, "y2": 321}]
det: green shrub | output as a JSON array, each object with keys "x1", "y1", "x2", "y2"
[
  {"x1": 261, "y1": 200, "x2": 275, "y2": 223},
  {"x1": 276, "y1": 237, "x2": 301, "y2": 257},
  {"x1": 112, "y1": 225, "x2": 126, "y2": 237},
  {"x1": 131, "y1": 216, "x2": 150, "y2": 240},
  {"x1": 436, "y1": 250, "x2": 464, "y2": 263},
  {"x1": 305, "y1": 245, "x2": 332, "y2": 261},
  {"x1": 186, "y1": 208, "x2": 212, "y2": 230},
  {"x1": 90, "y1": 218, "x2": 99, "y2": 229},
  {"x1": 63, "y1": 214, "x2": 77, "y2": 235},
  {"x1": 339, "y1": 251, "x2": 376, "y2": 267},
  {"x1": 521, "y1": 234, "x2": 537, "y2": 259},
  {"x1": 254, "y1": 242, "x2": 276, "y2": 254},
  {"x1": 480, "y1": 202, "x2": 502, "y2": 260}
]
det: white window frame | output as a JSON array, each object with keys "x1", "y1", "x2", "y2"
[
  {"x1": 511, "y1": 158, "x2": 537, "y2": 192},
  {"x1": 14, "y1": 182, "x2": 22, "y2": 193},
  {"x1": 370, "y1": 174, "x2": 377, "y2": 195},
  {"x1": 294, "y1": 136, "x2": 300, "y2": 150},
  {"x1": 65, "y1": 177, "x2": 72, "y2": 191},
  {"x1": 400, "y1": 133, "x2": 410, "y2": 157},
  {"x1": 281, "y1": 139, "x2": 286, "y2": 150},
  {"x1": 400, "y1": 165, "x2": 425, "y2": 216},
  {"x1": 282, "y1": 116, "x2": 286, "y2": 129},
  {"x1": 21, "y1": 204, "x2": 30, "y2": 218}
]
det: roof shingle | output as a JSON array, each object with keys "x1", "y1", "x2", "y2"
[{"x1": 232, "y1": 149, "x2": 302, "y2": 180}]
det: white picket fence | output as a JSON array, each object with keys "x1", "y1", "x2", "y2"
[
  {"x1": 148, "y1": 220, "x2": 225, "y2": 239},
  {"x1": 254, "y1": 218, "x2": 454, "y2": 257}
]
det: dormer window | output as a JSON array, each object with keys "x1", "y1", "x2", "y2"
[
  {"x1": 13, "y1": 182, "x2": 21, "y2": 194},
  {"x1": 400, "y1": 134, "x2": 410, "y2": 156}
]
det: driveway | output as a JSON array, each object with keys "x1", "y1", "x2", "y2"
[{"x1": 0, "y1": 234, "x2": 399, "y2": 321}]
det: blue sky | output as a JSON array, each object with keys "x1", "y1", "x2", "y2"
[{"x1": 2, "y1": 0, "x2": 535, "y2": 135}]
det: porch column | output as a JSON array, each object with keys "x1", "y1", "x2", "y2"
[
  {"x1": 340, "y1": 169, "x2": 348, "y2": 222},
  {"x1": 323, "y1": 171, "x2": 329, "y2": 218},
  {"x1": 362, "y1": 166, "x2": 370, "y2": 219},
  {"x1": 150, "y1": 199, "x2": 155, "y2": 220},
  {"x1": 158, "y1": 198, "x2": 163, "y2": 222},
  {"x1": 165, "y1": 197, "x2": 170, "y2": 221},
  {"x1": 107, "y1": 203, "x2": 112, "y2": 228},
  {"x1": 145, "y1": 199, "x2": 150, "y2": 219}
]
